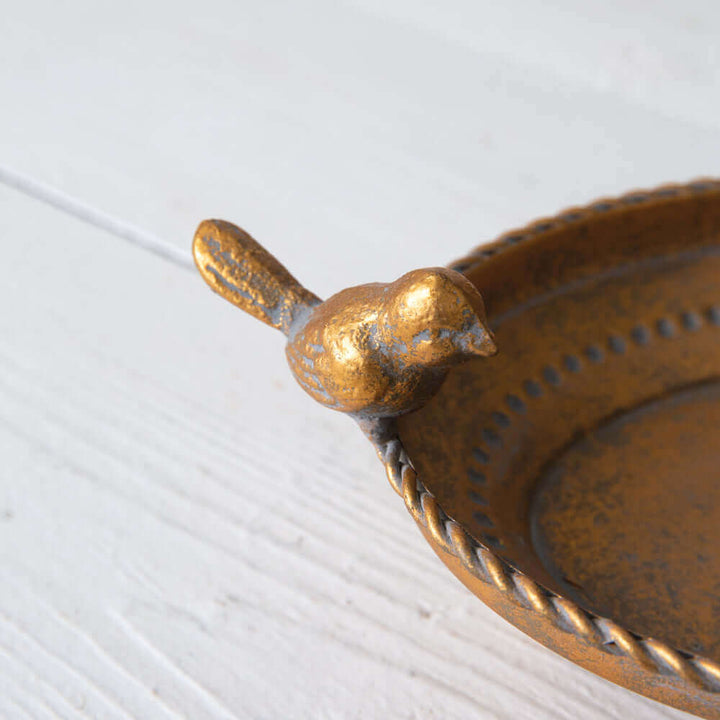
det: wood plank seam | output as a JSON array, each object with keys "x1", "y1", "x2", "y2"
[{"x1": 0, "y1": 163, "x2": 193, "y2": 270}]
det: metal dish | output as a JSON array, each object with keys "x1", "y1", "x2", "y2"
[{"x1": 193, "y1": 180, "x2": 720, "y2": 718}]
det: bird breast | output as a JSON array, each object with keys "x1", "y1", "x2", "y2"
[
  {"x1": 285, "y1": 286, "x2": 392, "y2": 414},
  {"x1": 284, "y1": 283, "x2": 448, "y2": 417}
]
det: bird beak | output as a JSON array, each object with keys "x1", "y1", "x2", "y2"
[{"x1": 467, "y1": 327, "x2": 498, "y2": 357}]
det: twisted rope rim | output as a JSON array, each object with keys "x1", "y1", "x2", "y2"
[
  {"x1": 383, "y1": 179, "x2": 720, "y2": 695},
  {"x1": 381, "y1": 437, "x2": 720, "y2": 694}
]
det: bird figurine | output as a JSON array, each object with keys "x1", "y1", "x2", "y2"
[{"x1": 193, "y1": 220, "x2": 497, "y2": 439}]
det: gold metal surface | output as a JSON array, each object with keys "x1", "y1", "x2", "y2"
[
  {"x1": 193, "y1": 180, "x2": 720, "y2": 718},
  {"x1": 397, "y1": 180, "x2": 720, "y2": 718}
]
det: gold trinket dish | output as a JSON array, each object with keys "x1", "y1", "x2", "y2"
[{"x1": 193, "y1": 180, "x2": 720, "y2": 718}]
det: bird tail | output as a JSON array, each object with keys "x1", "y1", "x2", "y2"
[{"x1": 193, "y1": 219, "x2": 321, "y2": 335}]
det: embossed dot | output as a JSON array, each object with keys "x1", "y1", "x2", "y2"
[
  {"x1": 608, "y1": 335, "x2": 626, "y2": 354},
  {"x1": 482, "y1": 428, "x2": 502, "y2": 447},
  {"x1": 523, "y1": 379, "x2": 543, "y2": 398},
  {"x1": 681, "y1": 311, "x2": 701, "y2": 331},
  {"x1": 469, "y1": 491, "x2": 489, "y2": 506},
  {"x1": 504, "y1": 234, "x2": 523, "y2": 245},
  {"x1": 622, "y1": 193, "x2": 648, "y2": 205},
  {"x1": 492, "y1": 411, "x2": 511, "y2": 428},
  {"x1": 506, "y1": 394, "x2": 526, "y2": 413},
  {"x1": 483, "y1": 535, "x2": 502, "y2": 548},
  {"x1": 592, "y1": 202, "x2": 612, "y2": 212},
  {"x1": 534, "y1": 222, "x2": 552, "y2": 233},
  {"x1": 562, "y1": 212, "x2": 583, "y2": 223},
  {"x1": 542, "y1": 366, "x2": 561, "y2": 386},
  {"x1": 468, "y1": 469, "x2": 486, "y2": 486},
  {"x1": 453, "y1": 262, "x2": 471, "y2": 273},
  {"x1": 473, "y1": 448, "x2": 490, "y2": 464},
  {"x1": 563, "y1": 355, "x2": 582, "y2": 373},
  {"x1": 585, "y1": 345, "x2": 604, "y2": 363},
  {"x1": 690, "y1": 181, "x2": 714, "y2": 191},
  {"x1": 473, "y1": 511, "x2": 494, "y2": 527},
  {"x1": 708, "y1": 306, "x2": 720, "y2": 325},
  {"x1": 631, "y1": 325, "x2": 650, "y2": 345},
  {"x1": 656, "y1": 318, "x2": 675, "y2": 338}
]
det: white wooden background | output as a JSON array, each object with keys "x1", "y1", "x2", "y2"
[{"x1": 1, "y1": 1, "x2": 719, "y2": 718}]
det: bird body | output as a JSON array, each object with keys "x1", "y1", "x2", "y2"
[
  {"x1": 285, "y1": 282, "x2": 447, "y2": 417},
  {"x1": 193, "y1": 220, "x2": 496, "y2": 421}
]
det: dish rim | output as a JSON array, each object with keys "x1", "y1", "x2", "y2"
[{"x1": 378, "y1": 179, "x2": 720, "y2": 706}]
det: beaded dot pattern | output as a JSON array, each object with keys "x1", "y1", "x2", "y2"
[{"x1": 379, "y1": 181, "x2": 720, "y2": 696}]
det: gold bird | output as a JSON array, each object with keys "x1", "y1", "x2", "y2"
[{"x1": 193, "y1": 220, "x2": 497, "y2": 432}]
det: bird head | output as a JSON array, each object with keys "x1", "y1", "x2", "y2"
[{"x1": 377, "y1": 268, "x2": 497, "y2": 368}]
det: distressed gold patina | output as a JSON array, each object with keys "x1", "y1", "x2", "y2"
[
  {"x1": 193, "y1": 180, "x2": 720, "y2": 718},
  {"x1": 193, "y1": 220, "x2": 496, "y2": 432}
]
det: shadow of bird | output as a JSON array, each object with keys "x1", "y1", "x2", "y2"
[{"x1": 193, "y1": 220, "x2": 497, "y2": 435}]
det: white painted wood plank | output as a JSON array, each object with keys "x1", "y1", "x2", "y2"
[
  {"x1": 348, "y1": 0, "x2": 720, "y2": 128},
  {"x1": 1, "y1": 1, "x2": 718, "y2": 717},
  {"x1": 0, "y1": 186, "x2": 691, "y2": 718},
  {"x1": 1, "y1": 0, "x2": 720, "y2": 291}
]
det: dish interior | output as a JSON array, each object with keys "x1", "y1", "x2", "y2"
[
  {"x1": 398, "y1": 188, "x2": 720, "y2": 660},
  {"x1": 532, "y1": 379, "x2": 720, "y2": 657}
]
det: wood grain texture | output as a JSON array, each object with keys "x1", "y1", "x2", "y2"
[{"x1": 1, "y1": 1, "x2": 718, "y2": 717}]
